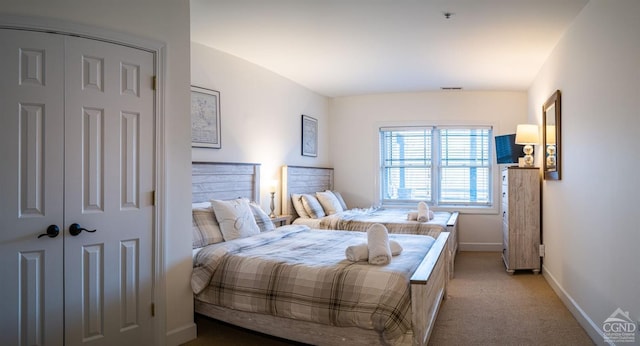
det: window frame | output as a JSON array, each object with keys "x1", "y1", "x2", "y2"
[
  {"x1": 379, "y1": 125, "x2": 495, "y2": 211},
  {"x1": 379, "y1": 126, "x2": 434, "y2": 204}
]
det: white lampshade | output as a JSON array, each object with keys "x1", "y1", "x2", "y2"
[
  {"x1": 515, "y1": 124, "x2": 539, "y2": 145},
  {"x1": 269, "y1": 179, "x2": 278, "y2": 193}
]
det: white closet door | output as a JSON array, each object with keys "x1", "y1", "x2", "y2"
[
  {"x1": 0, "y1": 29, "x2": 65, "y2": 346},
  {"x1": 63, "y1": 36, "x2": 155, "y2": 345}
]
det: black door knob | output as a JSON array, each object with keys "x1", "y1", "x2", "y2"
[
  {"x1": 37, "y1": 225, "x2": 60, "y2": 238},
  {"x1": 69, "y1": 223, "x2": 97, "y2": 236}
]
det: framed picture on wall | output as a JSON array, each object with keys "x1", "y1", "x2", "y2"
[
  {"x1": 301, "y1": 114, "x2": 318, "y2": 157},
  {"x1": 191, "y1": 86, "x2": 221, "y2": 148}
]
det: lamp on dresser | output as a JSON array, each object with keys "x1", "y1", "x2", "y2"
[{"x1": 515, "y1": 124, "x2": 539, "y2": 167}]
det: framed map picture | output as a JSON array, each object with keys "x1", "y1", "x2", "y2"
[
  {"x1": 301, "y1": 114, "x2": 318, "y2": 157},
  {"x1": 191, "y1": 86, "x2": 221, "y2": 148}
]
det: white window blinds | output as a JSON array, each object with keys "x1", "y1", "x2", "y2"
[
  {"x1": 380, "y1": 126, "x2": 492, "y2": 207},
  {"x1": 439, "y1": 128, "x2": 491, "y2": 205},
  {"x1": 380, "y1": 127, "x2": 433, "y2": 201}
]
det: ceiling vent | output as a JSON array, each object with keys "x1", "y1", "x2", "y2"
[{"x1": 441, "y1": 87, "x2": 463, "y2": 90}]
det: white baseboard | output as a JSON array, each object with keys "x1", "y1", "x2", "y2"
[
  {"x1": 458, "y1": 242, "x2": 502, "y2": 252},
  {"x1": 166, "y1": 322, "x2": 197, "y2": 346},
  {"x1": 542, "y1": 264, "x2": 605, "y2": 345}
]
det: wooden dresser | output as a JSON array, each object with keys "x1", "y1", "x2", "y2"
[{"x1": 501, "y1": 167, "x2": 541, "y2": 274}]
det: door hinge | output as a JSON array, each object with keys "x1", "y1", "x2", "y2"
[
  {"x1": 152, "y1": 76, "x2": 157, "y2": 91},
  {"x1": 151, "y1": 303, "x2": 155, "y2": 317},
  {"x1": 539, "y1": 244, "x2": 545, "y2": 257},
  {"x1": 152, "y1": 190, "x2": 156, "y2": 206}
]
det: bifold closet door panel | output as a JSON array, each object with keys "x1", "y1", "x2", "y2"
[
  {"x1": 0, "y1": 28, "x2": 156, "y2": 346},
  {"x1": 0, "y1": 29, "x2": 66, "y2": 346},
  {"x1": 63, "y1": 36, "x2": 156, "y2": 345}
]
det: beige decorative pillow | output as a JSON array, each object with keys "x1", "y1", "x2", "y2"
[
  {"x1": 192, "y1": 206, "x2": 224, "y2": 248},
  {"x1": 210, "y1": 198, "x2": 260, "y2": 241},
  {"x1": 291, "y1": 193, "x2": 311, "y2": 218},
  {"x1": 301, "y1": 194, "x2": 326, "y2": 219},
  {"x1": 316, "y1": 191, "x2": 344, "y2": 215},
  {"x1": 331, "y1": 190, "x2": 348, "y2": 210},
  {"x1": 249, "y1": 201, "x2": 275, "y2": 232}
]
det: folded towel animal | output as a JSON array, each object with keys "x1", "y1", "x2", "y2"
[
  {"x1": 417, "y1": 201, "x2": 430, "y2": 222},
  {"x1": 345, "y1": 240, "x2": 404, "y2": 262},
  {"x1": 367, "y1": 223, "x2": 392, "y2": 265},
  {"x1": 408, "y1": 210, "x2": 434, "y2": 222}
]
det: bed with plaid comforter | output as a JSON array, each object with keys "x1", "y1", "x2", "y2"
[
  {"x1": 191, "y1": 225, "x2": 436, "y2": 342},
  {"x1": 292, "y1": 209, "x2": 459, "y2": 280},
  {"x1": 315, "y1": 208, "x2": 452, "y2": 236}
]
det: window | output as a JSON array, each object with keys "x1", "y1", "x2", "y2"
[{"x1": 380, "y1": 126, "x2": 492, "y2": 207}]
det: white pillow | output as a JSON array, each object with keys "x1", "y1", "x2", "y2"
[
  {"x1": 291, "y1": 193, "x2": 311, "y2": 218},
  {"x1": 210, "y1": 198, "x2": 260, "y2": 241},
  {"x1": 316, "y1": 191, "x2": 344, "y2": 215},
  {"x1": 301, "y1": 194, "x2": 326, "y2": 219},
  {"x1": 331, "y1": 191, "x2": 348, "y2": 210},
  {"x1": 191, "y1": 206, "x2": 224, "y2": 248},
  {"x1": 249, "y1": 201, "x2": 275, "y2": 232}
]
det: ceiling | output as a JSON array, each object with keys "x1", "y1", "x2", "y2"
[{"x1": 190, "y1": 0, "x2": 589, "y2": 97}]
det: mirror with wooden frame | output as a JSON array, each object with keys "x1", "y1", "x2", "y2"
[{"x1": 542, "y1": 90, "x2": 561, "y2": 180}]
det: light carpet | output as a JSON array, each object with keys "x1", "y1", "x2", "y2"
[
  {"x1": 183, "y1": 251, "x2": 593, "y2": 346},
  {"x1": 428, "y1": 251, "x2": 593, "y2": 345}
]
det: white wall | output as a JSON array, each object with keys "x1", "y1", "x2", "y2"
[
  {"x1": 329, "y1": 91, "x2": 528, "y2": 250},
  {"x1": 528, "y1": 0, "x2": 640, "y2": 342},
  {"x1": 0, "y1": 1, "x2": 195, "y2": 344},
  {"x1": 191, "y1": 42, "x2": 330, "y2": 212}
]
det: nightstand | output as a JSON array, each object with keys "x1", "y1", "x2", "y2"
[{"x1": 271, "y1": 215, "x2": 292, "y2": 227}]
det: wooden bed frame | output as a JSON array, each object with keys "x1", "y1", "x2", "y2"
[
  {"x1": 281, "y1": 165, "x2": 335, "y2": 219},
  {"x1": 281, "y1": 165, "x2": 459, "y2": 275},
  {"x1": 192, "y1": 162, "x2": 449, "y2": 345},
  {"x1": 192, "y1": 161, "x2": 261, "y2": 203}
]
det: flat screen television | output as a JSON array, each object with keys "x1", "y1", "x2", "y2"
[{"x1": 495, "y1": 134, "x2": 524, "y2": 164}]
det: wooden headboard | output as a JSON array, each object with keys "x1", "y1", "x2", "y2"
[
  {"x1": 192, "y1": 162, "x2": 261, "y2": 203},
  {"x1": 281, "y1": 165, "x2": 334, "y2": 219}
]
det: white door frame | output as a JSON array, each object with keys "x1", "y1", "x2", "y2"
[{"x1": 0, "y1": 15, "x2": 168, "y2": 345}]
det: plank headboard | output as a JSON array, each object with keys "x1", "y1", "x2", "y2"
[
  {"x1": 192, "y1": 162, "x2": 261, "y2": 203},
  {"x1": 281, "y1": 165, "x2": 334, "y2": 219}
]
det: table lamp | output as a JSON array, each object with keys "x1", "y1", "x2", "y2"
[{"x1": 515, "y1": 124, "x2": 539, "y2": 167}]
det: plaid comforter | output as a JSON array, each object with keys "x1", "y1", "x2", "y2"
[
  {"x1": 192, "y1": 225, "x2": 435, "y2": 342},
  {"x1": 318, "y1": 208, "x2": 451, "y2": 237}
]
